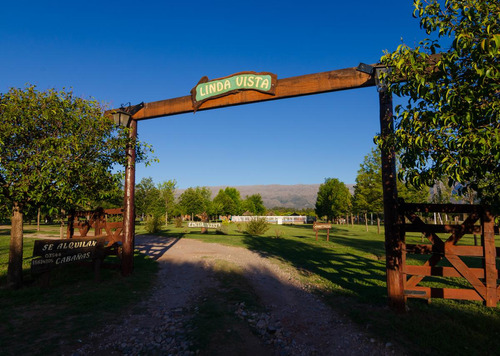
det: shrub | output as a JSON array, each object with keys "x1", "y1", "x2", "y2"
[
  {"x1": 145, "y1": 214, "x2": 164, "y2": 234},
  {"x1": 216, "y1": 225, "x2": 228, "y2": 235},
  {"x1": 236, "y1": 222, "x2": 245, "y2": 233},
  {"x1": 174, "y1": 217, "x2": 183, "y2": 228},
  {"x1": 216, "y1": 219, "x2": 230, "y2": 235},
  {"x1": 245, "y1": 217, "x2": 269, "y2": 236}
]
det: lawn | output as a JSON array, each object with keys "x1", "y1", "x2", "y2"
[{"x1": 1, "y1": 221, "x2": 499, "y2": 356}]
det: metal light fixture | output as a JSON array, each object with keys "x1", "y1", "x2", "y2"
[
  {"x1": 374, "y1": 67, "x2": 390, "y2": 92},
  {"x1": 112, "y1": 109, "x2": 132, "y2": 127}
]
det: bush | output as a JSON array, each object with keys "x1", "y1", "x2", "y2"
[
  {"x1": 145, "y1": 214, "x2": 165, "y2": 234},
  {"x1": 216, "y1": 220, "x2": 230, "y2": 235},
  {"x1": 274, "y1": 229, "x2": 284, "y2": 239},
  {"x1": 236, "y1": 222, "x2": 245, "y2": 233},
  {"x1": 174, "y1": 217, "x2": 183, "y2": 228},
  {"x1": 245, "y1": 217, "x2": 269, "y2": 236}
]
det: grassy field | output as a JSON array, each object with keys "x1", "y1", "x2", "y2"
[{"x1": 1, "y1": 221, "x2": 499, "y2": 355}]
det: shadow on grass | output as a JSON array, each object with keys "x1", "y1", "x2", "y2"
[{"x1": 241, "y1": 235, "x2": 387, "y2": 304}]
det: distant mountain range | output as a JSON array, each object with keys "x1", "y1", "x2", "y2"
[{"x1": 177, "y1": 184, "x2": 355, "y2": 209}]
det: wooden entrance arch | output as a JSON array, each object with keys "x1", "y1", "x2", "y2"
[{"x1": 111, "y1": 64, "x2": 404, "y2": 310}]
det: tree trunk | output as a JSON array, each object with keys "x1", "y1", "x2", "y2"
[
  {"x1": 7, "y1": 202, "x2": 24, "y2": 289},
  {"x1": 377, "y1": 215, "x2": 380, "y2": 234},
  {"x1": 364, "y1": 212, "x2": 368, "y2": 232},
  {"x1": 59, "y1": 209, "x2": 66, "y2": 239},
  {"x1": 37, "y1": 206, "x2": 41, "y2": 232}
]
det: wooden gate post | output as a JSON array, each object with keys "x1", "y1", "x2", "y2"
[
  {"x1": 379, "y1": 90, "x2": 405, "y2": 311},
  {"x1": 482, "y1": 208, "x2": 497, "y2": 307},
  {"x1": 122, "y1": 118, "x2": 137, "y2": 276}
]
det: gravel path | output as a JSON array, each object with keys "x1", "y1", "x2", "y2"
[{"x1": 68, "y1": 236, "x2": 404, "y2": 356}]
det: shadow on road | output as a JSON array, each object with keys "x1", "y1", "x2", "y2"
[{"x1": 135, "y1": 234, "x2": 182, "y2": 260}]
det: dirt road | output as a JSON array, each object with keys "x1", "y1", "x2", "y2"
[{"x1": 69, "y1": 235, "x2": 402, "y2": 355}]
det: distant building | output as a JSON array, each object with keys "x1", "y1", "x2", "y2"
[{"x1": 231, "y1": 215, "x2": 306, "y2": 225}]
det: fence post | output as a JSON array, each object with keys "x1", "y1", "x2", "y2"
[{"x1": 482, "y1": 208, "x2": 497, "y2": 307}]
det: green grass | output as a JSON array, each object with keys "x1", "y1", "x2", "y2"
[
  {"x1": 0, "y1": 224, "x2": 158, "y2": 356},
  {"x1": 140, "y1": 221, "x2": 500, "y2": 356}
]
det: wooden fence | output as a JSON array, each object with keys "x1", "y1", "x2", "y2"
[
  {"x1": 400, "y1": 202, "x2": 499, "y2": 307},
  {"x1": 67, "y1": 208, "x2": 124, "y2": 249}
]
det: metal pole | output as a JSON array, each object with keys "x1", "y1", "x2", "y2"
[
  {"x1": 379, "y1": 90, "x2": 405, "y2": 311},
  {"x1": 122, "y1": 118, "x2": 137, "y2": 276}
]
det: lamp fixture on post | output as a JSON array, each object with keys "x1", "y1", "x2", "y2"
[
  {"x1": 374, "y1": 67, "x2": 390, "y2": 93},
  {"x1": 112, "y1": 109, "x2": 132, "y2": 127}
]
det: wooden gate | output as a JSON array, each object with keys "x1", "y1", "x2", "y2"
[
  {"x1": 67, "y1": 208, "x2": 124, "y2": 248},
  {"x1": 400, "y1": 202, "x2": 499, "y2": 307}
]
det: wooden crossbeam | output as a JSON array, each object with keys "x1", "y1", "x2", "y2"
[
  {"x1": 404, "y1": 287, "x2": 483, "y2": 301},
  {"x1": 405, "y1": 244, "x2": 484, "y2": 257},
  {"x1": 403, "y1": 224, "x2": 483, "y2": 235},
  {"x1": 400, "y1": 202, "x2": 484, "y2": 214},
  {"x1": 128, "y1": 66, "x2": 376, "y2": 120},
  {"x1": 405, "y1": 265, "x2": 486, "y2": 279}
]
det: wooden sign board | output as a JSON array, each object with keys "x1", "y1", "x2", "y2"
[
  {"x1": 188, "y1": 222, "x2": 222, "y2": 229},
  {"x1": 313, "y1": 222, "x2": 332, "y2": 241},
  {"x1": 313, "y1": 223, "x2": 332, "y2": 230},
  {"x1": 31, "y1": 238, "x2": 103, "y2": 273},
  {"x1": 191, "y1": 71, "x2": 277, "y2": 111}
]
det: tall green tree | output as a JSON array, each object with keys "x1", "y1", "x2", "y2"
[
  {"x1": 242, "y1": 194, "x2": 266, "y2": 215},
  {"x1": 213, "y1": 189, "x2": 237, "y2": 216},
  {"x1": 0, "y1": 85, "x2": 144, "y2": 288},
  {"x1": 223, "y1": 187, "x2": 242, "y2": 215},
  {"x1": 158, "y1": 179, "x2": 177, "y2": 225},
  {"x1": 353, "y1": 149, "x2": 384, "y2": 215},
  {"x1": 178, "y1": 187, "x2": 211, "y2": 217},
  {"x1": 135, "y1": 177, "x2": 162, "y2": 218},
  {"x1": 378, "y1": 0, "x2": 500, "y2": 208},
  {"x1": 315, "y1": 178, "x2": 352, "y2": 222}
]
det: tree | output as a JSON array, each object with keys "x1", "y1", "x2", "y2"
[
  {"x1": 242, "y1": 194, "x2": 266, "y2": 215},
  {"x1": 178, "y1": 187, "x2": 211, "y2": 218},
  {"x1": 0, "y1": 85, "x2": 136, "y2": 288},
  {"x1": 223, "y1": 187, "x2": 242, "y2": 215},
  {"x1": 378, "y1": 0, "x2": 500, "y2": 208},
  {"x1": 315, "y1": 178, "x2": 352, "y2": 222},
  {"x1": 213, "y1": 189, "x2": 237, "y2": 216},
  {"x1": 353, "y1": 148, "x2": 430, "y2": 231},
  {"x1": 135, "y1": 177, "x2": 162, "y2": 219},
  {"x1": 158, "y1": 179, "x2": 177, "y2": 225},
  {"x1": 212, "y1": 187, "x2": 243, "y2": 216},
  {"x1": 353, "y1": 149, "x2": 384, "y2": 231},
  {"x1": 353, "y1": 149, "x2": 384, "y2": 213}
]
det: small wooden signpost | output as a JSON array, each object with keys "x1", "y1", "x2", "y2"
[
  {"x1": 313, "y1": 222, "x2": 332, "y2": 241},
  {"x1": 188, "y1": 222, "x2": 222, "y2": 232}
]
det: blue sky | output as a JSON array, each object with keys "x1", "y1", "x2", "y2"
[{"x1": 1, "y1": 1, "x2": 427, "y2": 189}]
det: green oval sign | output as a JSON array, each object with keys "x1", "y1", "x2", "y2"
[{"x1": 191, "y1": 71, "x2": 277, "y2": 111}]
